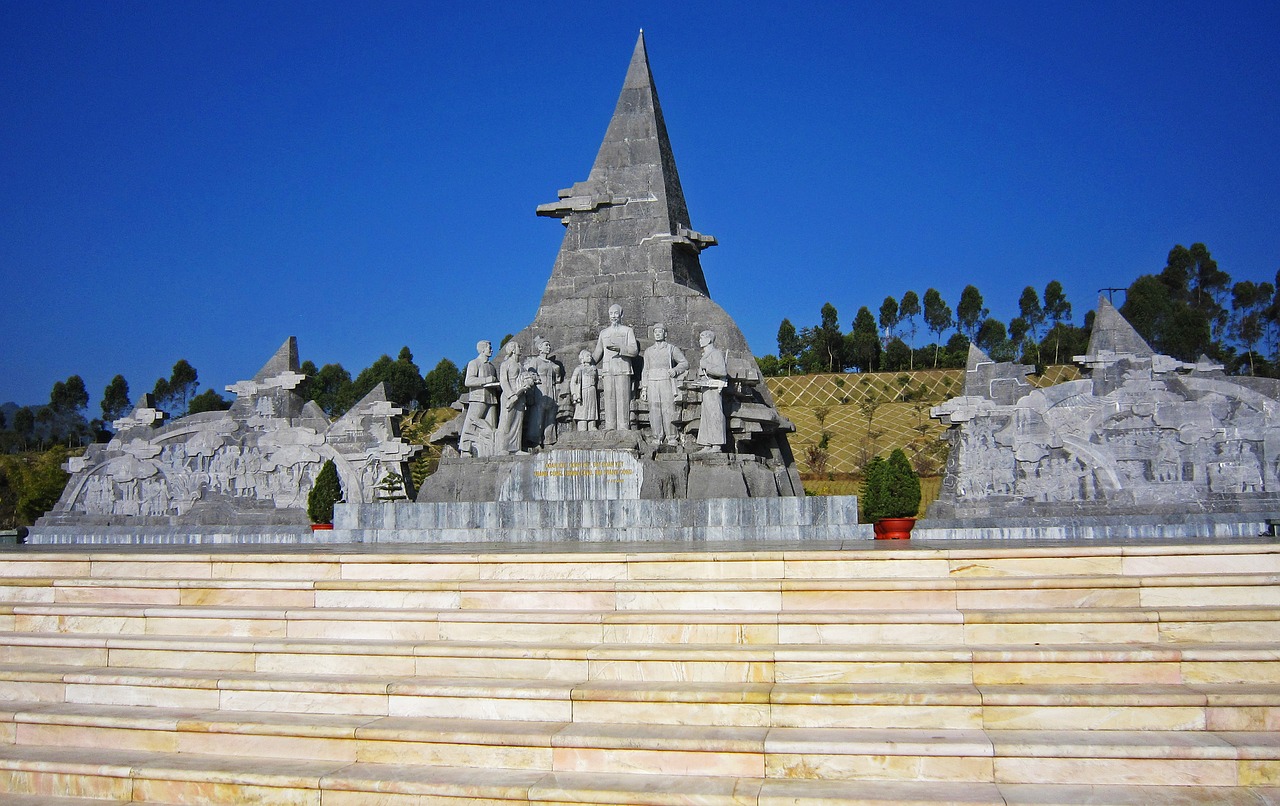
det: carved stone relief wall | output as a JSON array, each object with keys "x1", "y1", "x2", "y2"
[
  {"x1": 38, "y1": 338, "x2": 420, "y2": 527},
  {"x1": 930, "y1": 300, "x2": 1280, "y2": 519}
]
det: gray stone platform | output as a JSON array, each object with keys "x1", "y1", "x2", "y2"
[
  {"x1": 333, "y1": 495, "x2": 861, "y2": 544},
  {"x1": 19, "y1": 510, "x2": 1277, "y2": 546}
]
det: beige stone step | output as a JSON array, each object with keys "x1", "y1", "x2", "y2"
[
  {"x1": 10, "y1": 573, "x2": 1275, "y2": 613},
  {"x1": 5, "y1": 599, "x2": 1280, "y2": 654},
  {"x1": 5, "y1": 628, "x2": 1280, "y2": 689},
  {"x1": 0, "y1": 795, "x2": 137, "y2": 806},
  {"x1": 10, "y1": 657, "x2": 1280, "y2": 734},
  {"x1": 13, "y1": 698, "x2": 1280, "y2": 787},
  {"x1": 988, "y1": 729, "x2": 1280, "y2": 787},
  {"x1": 4, "y1": 545, "x2": 1279, "y2": 582},
  {"x1": 0, "y1": 742, "x2": 1001, "y2": 805},
  {"x1": 994, "y1": 782, "x2": 1280, "y2": 805}
]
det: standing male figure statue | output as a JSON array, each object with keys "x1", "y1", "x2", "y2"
[
  {"x1": 694, "y1": 329, "x2": 729, "y2": 453},
  {"x1": 640, "y1": 323, "x2": 688, "y2": 446},
  {"x1": 592, "y1": 304, "x2": 639, "y2": 431},
  {"x1": 459, "y1": 340, "x2": 498, "y2": 456}
]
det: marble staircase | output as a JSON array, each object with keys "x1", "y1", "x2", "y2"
[{"x1": 0, "y1": 541, "x2": 1278, "y2": 804}]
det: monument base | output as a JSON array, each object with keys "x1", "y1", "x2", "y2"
[
  {"x1": 334, "y1": 495, "x2": 860, "y2": 544},
  {"x1": 418, "y1": 443, "x2": 803, "y2": 503}
]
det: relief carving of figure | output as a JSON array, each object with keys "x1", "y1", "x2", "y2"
[
  {"x1": 459, "y1": 340, "x2": 499, "y2": 456},
  {"x1": 640, "y1": 323, "x2": 689, "y2": 446},
  {"x1": 591, "y1": 304, "x2": 639, "y2": 431},
  {"x1": 570, "y1": 350, "x2": 600, "y2": 431}
]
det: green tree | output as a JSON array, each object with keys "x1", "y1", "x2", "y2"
[
  {"x1": 11, "y1": 408, "x2": 35, "y2": 451},
  {"x1": 976, "y1": 318, "x2": 1012, "y2": 361},
  {"x1": 1042, "y1": 321, "x2": 1092, "y2": 365},
  {"x1": 1163, "y1": 243, "x2": 1230, "y2": 339},
  {"x1": 49, "y1": 375, "x2": 90, "y2": 446},
  {"x1": 353, "y1": 348, "x2": 425, "y2": 408},
  {"x1": 941, "y1": 333, "x2": 971, "y2": 369},
  {"x1": 1008, "y1": 317, "x2": 1039, "y2": 365},
  {"x1": 878, "y1": 296, "x2": 899, "y2": 341},
  {"x1": 35, "y1": 408, "x2": 54, "y2": 450},
  {"x1": 1122, "y1": 274, "x2": 1212, "y2": 361},
  {"x1": 899, "y1": 290, "x2": 921, "y2": 369},
  {"x1": 188, "y1": 389, "x2": 232, "y2": 414},
  {"x1": 306, "y1": 459, "x2": 343, "y2": 525},
  {"x1": 308, "y1": 363, "x2": 356, "y2": 417},
  {"x1": 1018, "y1": 286, "x2": 1046, "y2": 340},
  {"x1": 956, "y1": 285, "x2": 988, "y2": 341},
  {"x1": 776, "y1": 319, "x2": 801, "y2": 375},
  {"x1": 0, "y1": 446, "x2": 71, "y2": 525},
  {"x1": 100, "y1": 375, "x2": 131, "y2": 426},
  {"x1": 422, "y1": 358, "x2": 464, "y2": 408},
  {"x1": 1231, "y1": 279, "x2": 1275, "y2": 375},
  {"x1": 847, "y1": 306, "x2": 881, "y2": 373},
  {"x1": 881, "y1": 338, "x2": 911, "y2": 372},
  {"x1": 800, "y1": 303, "x2": 846, "y2": 373},
  {"x1": 1043, "y1": 281, "x2": 1073, "y2": 363},
  {"x1": 50, "y1": 375, "x2": 89, "y2": 415},
  {"x1": 757, "y1": 355, "x2": 783, "y2": 377},
  {"x1": 152, "y1": 359, "x2": 199, "y2": 417},
  {"x1": 922, "y1": 288, "x2": 953, "y2": 368}
]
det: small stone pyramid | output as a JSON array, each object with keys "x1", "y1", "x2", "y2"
[{"x1": 1084, "y1": 297, "x2": 1154, "y2": 358}]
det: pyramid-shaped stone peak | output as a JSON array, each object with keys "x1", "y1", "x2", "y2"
[
  {"x1": 533, "y1": 33, "x2": 712, "y2": 299},
  {"x1": 253, "y1": 337, "x2": 300, "y2": 381},
  {"x1": 1085, "y1": 297, "x2": 1153, "y2": 359},
  {"x1": 333, "y1": 381, "x2": 394, "y2": 425},
  {"x1": 517, "y1": 34, "x2": 751, "y2": 366}
]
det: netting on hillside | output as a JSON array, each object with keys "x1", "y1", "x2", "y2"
[{"x1": 768, "y1": 365, "x2": 1082, "y2": 475}]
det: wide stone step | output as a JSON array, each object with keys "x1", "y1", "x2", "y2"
[
  {"x1": 5, "y1": 570, "x2": 1280, "y2": 615},
  {"x1": 3, "y1": 630, "x2": 1279, "y2": 685},
  {"x1": 4, "y1": 541, "x2": 1280, "y2": 579},
  {"x1": 6, "y1": 602, "x2": 1278, "y2": 646},
  {"x1": 3, "y1": 719, "x2": 1280, "y2": 791},
  {"x1": 6, "y1": 660, "x2": 1280, "y2": 732}
]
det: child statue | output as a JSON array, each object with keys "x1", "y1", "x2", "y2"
[{"x1": 569, "y1": 349, "x2": 600, "y2": 431}]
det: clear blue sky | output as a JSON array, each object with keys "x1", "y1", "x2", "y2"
[{"x1": 3, "y1": 1, "x2": 1278, "y2": 410}]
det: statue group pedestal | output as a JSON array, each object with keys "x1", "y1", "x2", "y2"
[
  {"x1": 418, "y1": 438, "x2": 801, "y2": 503},
  {"x1": 334, "y1": 494, "x2": 859, "y2": 544}
]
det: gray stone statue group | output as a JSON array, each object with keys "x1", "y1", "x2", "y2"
[{"x1": 457, "y1": 305, "x2": 730, "y2": 457}]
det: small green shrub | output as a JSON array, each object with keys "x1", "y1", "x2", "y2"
[
  {"x1": 307, "y1": 459, "x2": 344, "y2": 524},
  {"x1": 860, "y1": 448, "x2": 921, "y2": 522}
]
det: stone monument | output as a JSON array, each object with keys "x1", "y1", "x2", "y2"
[
  {"x1": 30, "y1": 338, "x2": 420, "y2": 540},
  {"x1": 419, "y1": 32, "x2": 802, "y2": 503},
  {"x1": 929, "y1": 298, "x2": 1280, "y2": 523}
]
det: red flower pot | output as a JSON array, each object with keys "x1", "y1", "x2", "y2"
[
  {"x1": 310, "y1": 523, "x2": 334, "y2": 531},
  {"x1": 873, "y1": 517, "x2": 915, "y2": 540}
]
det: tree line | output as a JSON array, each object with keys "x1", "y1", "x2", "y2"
[
  {"x1": 0, "y1": 348, "x2": 466, "y2": 455},
  {"x1": 760, "y1": 243, "x2": 1278, "y2": 378}
]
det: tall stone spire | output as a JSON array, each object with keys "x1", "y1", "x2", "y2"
[
  {"x1": 535, "y1": 32, "x2": 714, "y2": 295},
  {"x1": 519, "y1": 32, "x2": 746, "y2": 361}
]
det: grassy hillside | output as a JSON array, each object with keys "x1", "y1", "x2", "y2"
[{"x1": 766, "y1": 364, "x2": 1080, "y2": 502}]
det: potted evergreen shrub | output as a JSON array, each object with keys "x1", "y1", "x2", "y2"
[
  {"x1": 861, "y1": 448, "x2": 921, "y2": 539},
  {"x1": 307, "y1": 459, "x2": 343, "y2": 530}
]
